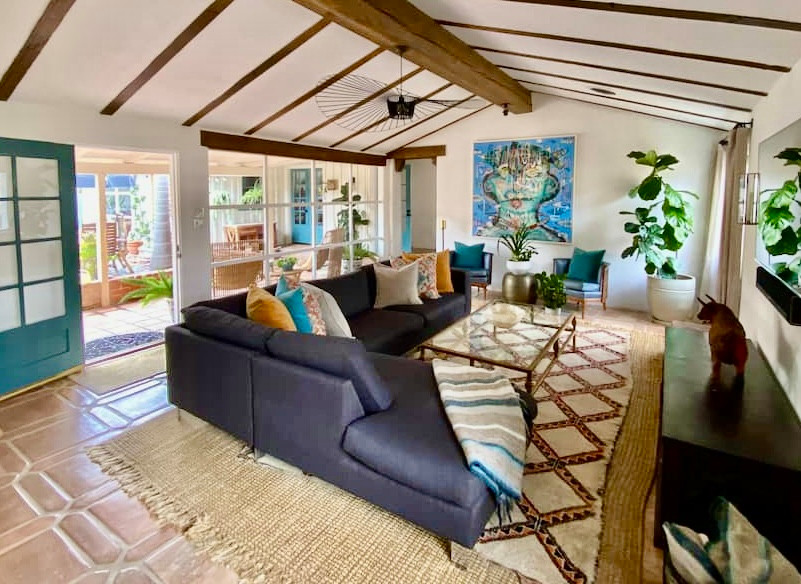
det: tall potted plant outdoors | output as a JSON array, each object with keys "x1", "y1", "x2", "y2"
[
  {"x1": 500, "y1": 225, "x2": 538, "y2": 274},
  {"x1": 620, "y1": 150, "x2": 698, "y2": 321}
]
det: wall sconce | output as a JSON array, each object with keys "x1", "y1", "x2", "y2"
[{"x1": 738, "y1": 173, "x2": 760, "y2": 225}]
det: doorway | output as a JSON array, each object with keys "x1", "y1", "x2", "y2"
[
  {"x1": 74, "y1": 147, "x2": 177, "y2": 362},
  {"x1": 402, "y1": 159, "x2": 437, "y2": 253}
]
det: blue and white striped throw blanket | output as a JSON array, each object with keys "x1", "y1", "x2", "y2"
[{"x1": 432, "y1": 359, "x2": 526, "y2": 521}]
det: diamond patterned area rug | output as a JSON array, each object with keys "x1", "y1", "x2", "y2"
[{"x1": 430, "y1": 325, "x2": 640, "y2": 584}]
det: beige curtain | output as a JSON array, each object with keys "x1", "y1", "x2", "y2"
[
  {"x1": 700, "y1": 144, "x2": 727, "y2": 301},
  {"x1": 707, "y1": 125, "x2": 750, "y2": 314}
]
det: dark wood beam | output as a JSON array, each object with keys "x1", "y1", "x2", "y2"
[
  {"x1": 503, "y1": 1, "x2": 801, "y2": 33},
  {"x1": 387, "y1": 145, "x2": 446, "y2": 159},
  {"x1": 361, "y1": 94, "x2": 477, "y2": 152},
  {"x1": 441, "y1": 21, "x2": 792, "y2": 72},
  {"x1": 0, "y1": 0, "x2": 77, "y2": 100},
  {"x1": 516, "y1": 79, "x2": 740, "y2": 124},
  {"x1": 474, "y1": 46, "x2": 768, "y2": 96},
  {"x1": 330, "y1": 82, "x2": 453, "y2": 148},
  {"x1": 398, "y1": 104, "x2": 494, "y2": 150},
  {"x1": 244, "y1": 47, "x2": 384, "y2": 135},
  {"x1": 291, "y1": 0, "x2": 532, "y2": 114},
  {"x1": 183, "y1": 17, "x2": 330, "y2": 126},
  {"x1": 101, "y1": 0, "x2": 235, "y2": 115},
  {"x1": 200, "y1": 130, "x2": 387, "y2": 166},
  {"x1": 530, "y1": 90, "x2": 727, "y2": 130},
  {"x1": 502, "y1": 65, "x2": 751, "y2": 112},
  {"x1": 293, "y1": 66, "x2": 424, "y2": 142}
]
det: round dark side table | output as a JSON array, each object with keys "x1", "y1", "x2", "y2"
[{"x1": 501, "y1": 272, "x2": 538, "y2": 304}]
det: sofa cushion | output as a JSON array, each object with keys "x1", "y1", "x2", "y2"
[
  {"x1": 343, "y1": 353, "x2": 488, "y2": 508},
  {"x1": 383, "y1": 294, "x2": 465, "y2": 331},
  {"x1": 373, "y1": 262, "x2": 423, "y2": 308},
  {"x1": 311, "y1": 269, "x2": 371, "y2": 318},
  {"x1": 192, "y1": 291, "x2": 248, "y2": 318},
  {"x1": 564, "y1": 279, "x2": 601, "y2": 292},
  {"x1": 246, "y1": 287, "x2": 297, "y2": 332},
  {"x1": 265, "y1": 331, "x2": 392, "y2": 414},
  {"x1": 348, "y1": 309, "x2": 424, "y2": 354},
  {"x1": 182, "y1": 307, "x2": 276, "y2": 352},
  {"x1": 403, "y1": 251, "x2": 454, "y2": 293}
]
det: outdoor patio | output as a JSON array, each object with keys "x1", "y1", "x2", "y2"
[{"x1": 82, "y1": 299, "x2": 173, "y2": 362}]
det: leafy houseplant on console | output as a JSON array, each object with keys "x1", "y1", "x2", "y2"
[
  {"x1": 620, "y1": 150, "x2": 698, "y2": 322},
  {"x1": 500, "y1": 225, "x2": 538, "y2": 274}
]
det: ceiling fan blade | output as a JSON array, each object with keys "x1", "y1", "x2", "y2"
[{"x1": 421, "y1": 98, "x2": 486, "y2": 109}]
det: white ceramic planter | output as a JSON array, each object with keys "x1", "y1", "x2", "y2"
[
  {"x1": 506, "y1": 259, "x2": 532, "y2": 275},
  {"x1": 646, "y1": 274, "x2": 696, "y2": 322},
  {"x1": 544, "y1": 307, "x2": 563, "y2": 316}
]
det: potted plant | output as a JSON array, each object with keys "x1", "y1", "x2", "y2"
[
  {"x1": 535, "y1": 271, "x2": 567, "y2": 315},
  {"x1": 275, "y1": 256, "x2": 298, "y2": 271},
  {"x1": 120, "y1": 271, "x2": 173, "y2": 311},
  {"x1": 759, "y1": 147, "x2": 801, "y2": 289},
  {"x1": 126, "y1": 229, "x2": 144, "y2": 255},
  {"x1": 499, "y1": 225, "x2": 538, "y2": 274},
  {"x1": 620, "y1": 150, "x2": 698, "y2": 322}
]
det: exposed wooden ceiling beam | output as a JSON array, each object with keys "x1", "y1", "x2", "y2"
[
  {"x1": 516, "y1": 79, "x2": 740, "y2": 124},
  {"x1": 0, "y1": 0, "x2": 77, "y2": 101},
  {"x1": 330, "y1": 82, "x2": 452, "y2": 148},
  {"x1": 530, "y1": 90, "x2": 726, "y2": 130},
  {"x1": 502, "y1": 65, "x2": 751, "y2": 112},
  {"x1": 503, "y1": 1, "x2": 801, "y2": 33},
  {"x1": 361, "y1": 94, "x2": 477, "y2": 152},
  {"x1": 473, "y1": 46, "x2": 768, "y2": 96},
  {"x1": 441, "y1": 21, "x2": 792, "y2": 72},
  {"x1": 183, "y1": 17, "x2": 330, "y2": 126},
  {"x1": 101, "y1": 0, "x2": 235, "y2": 115},
  {"x1": 244, "y1": 47, "x2": 384, "y2": 135},
  {"x1": 291, "y1": 0, "x2": 532, "y2": 114},
  {"x1": 293, "y1": 66, "x2": 424, "y2": 142},
  {"x1": 200, "y1": 130, "x2": 386, "y2": 166},
  {"x1": 399, "y1": 104, "x2": 494, "y2": 150},
  {"x1": 386, "y1": 145, "x2": 446, "y2": 159}
]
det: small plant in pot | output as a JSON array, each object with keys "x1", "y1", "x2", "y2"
[
  {"x1": 620, "y1": 150, "x2": 698, "y2": 322},
  {"x1": 759, "y1": 147, "x2": 801, "y2": 289},
  {"x1": 500, "y1": 225, "x2": 538, "y2": 274},
  {"x1": 275, "y1": 256, "x2": 298, "y2": 271},
  {"x1": 535, "y1": 271, "x2": 567, "y2": 315}
]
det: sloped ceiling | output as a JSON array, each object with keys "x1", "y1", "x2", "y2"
[{"x1": 2, "y1": 0, "x2": 801, "y2": 155}]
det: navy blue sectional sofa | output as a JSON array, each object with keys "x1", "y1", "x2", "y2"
[{"x1": 165, "y1": 263, "x2": 496, "y2": 547}]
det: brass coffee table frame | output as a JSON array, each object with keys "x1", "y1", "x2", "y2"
[{"x1": 418, "y1": 300, "x2": 577, "y2": 393}]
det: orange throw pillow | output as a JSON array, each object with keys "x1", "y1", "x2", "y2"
[
  {"x1": 246, "y1": 286, "x2": 297, "y2": 332},
  {"x1": 403, "y1": 250, "x2": 454, "y2": 293}
]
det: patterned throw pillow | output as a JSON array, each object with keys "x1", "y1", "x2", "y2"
[
  {"x1": 275, "y1": 277, "x2": 327, "y2": 335},
  {"x1": 391, "y1": 253, "x2": 440, "y2": 299}
]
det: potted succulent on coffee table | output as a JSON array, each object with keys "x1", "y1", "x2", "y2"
[
  {"x1": 535, "y1": 271, "x2": 567, "y2": 315},
  {"x1": 620, "y1": 150, "x2": 698, "y2": 322}
]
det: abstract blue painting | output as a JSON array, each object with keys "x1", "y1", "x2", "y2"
[{"x1": 472, "y1": 135, "x2": 575, "y2": 242}]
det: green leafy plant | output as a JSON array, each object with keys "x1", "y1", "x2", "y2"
[
  {"x1": 759, "y1": 147, "x2": 801, "y2": 286},
  {"x1": 241, "y1": 179, "x2": 263, "y2": 205},
  {"x1": 120, "y1": 271, "x2": 173, "y2": 306},
  {"x1": 79, "y1": 232, "x2": 98, "y2": 281},
  {"x1": 130, "y1": 185, "x2": 150, "y2": 244},
  {"x1": 343, "y1": 244, "x2": 378, "y2": 261},
  {"x1": 620, "y1": 150, "x2": 698, "y2": 278},
  {"x1": 499, "y1": 225, "x2": 538, "y2": 261},
  {"x1": 535, "y1": 271, "x2": 567, "y2": 309},
  {"x1": 338, "y1": 207, "x2": 370, "y2": 241},
  {"x1": 275, "y1": 256, "x2": 298, "y2": 271},
  {"x1": 212, "y1": 191, "x2": 231, "y2": 206}
]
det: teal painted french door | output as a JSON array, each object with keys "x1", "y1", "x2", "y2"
[{"x1": 0, "y1": 138, "x2": 82, "y2": 397}]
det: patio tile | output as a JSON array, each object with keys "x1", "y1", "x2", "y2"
[
  {"x1": 0, "y1": 393, "x2": 75, "y2": 434},
  {"x1": 88, "y1": 490, "x2": 159, "y2": 546},
  {"x1": 0, "y1": 516, "x2": 56, "y2": 555},
  {"x1": 146, "y1": 539, "x2": 238, "y2": 584},
  {"x1": 0, "y1": 443, "x2": 27, "y2": 474},
  {"x1": 106, "y1": 384, "x2": 169, "y2": 420},
  {"x1": 18, "y1": 473, "x2": 69, "y2": 512}
]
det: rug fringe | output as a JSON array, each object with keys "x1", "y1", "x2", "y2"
[{"x1": 88, "y1": 443, "x2": 274, "y2": 583}]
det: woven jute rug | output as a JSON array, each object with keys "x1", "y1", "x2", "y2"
[{"x1": 89, "y1": 327, "x2": 662, "y2": 584}]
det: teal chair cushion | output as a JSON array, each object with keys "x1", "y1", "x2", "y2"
[
  {"x1": 453, "y1": 242, "x2": 485, "y2": 269},
  {"x1": 566, "y1": 248, "x2": 605, "y2": 283},
  {"x1": 565, "y1": 279, "x2": 601, "y2": 292}
]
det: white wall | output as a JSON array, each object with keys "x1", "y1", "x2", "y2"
[
  {"x1": 0, "y1": 100, "x2": 210, "y2": 308},
  {"x1": 739, "y1": 58, "x2": 801, "y2": 417},
  {"x1": 410, "y1": 94, "x2": 723, "y2": 311},
  {"x1": 408, "y1": 158, "x2": 437, "y2": 250}
]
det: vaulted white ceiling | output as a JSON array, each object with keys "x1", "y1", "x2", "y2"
[{"x1": 2, "y1": 0, "x2": 801, "y2": 154}]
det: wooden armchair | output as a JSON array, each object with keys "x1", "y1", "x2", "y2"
[
  {"x1": 553, "y1": 258, "x2": 609, "y2": 319},
  {"x1": 294, "y1": 228, "x2": 345, "y2": 277}
]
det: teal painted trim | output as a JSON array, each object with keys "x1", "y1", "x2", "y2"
[
  {"x1": 10, "y1": 153, "x2": 25, "y2": 326},
  {"x1": 18, "y1": 236, "x2": 62, "y2": 244}
]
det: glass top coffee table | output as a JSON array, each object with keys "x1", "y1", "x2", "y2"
[{"x1": 418, "y1": 299, "x2": 577, "y2": 392}]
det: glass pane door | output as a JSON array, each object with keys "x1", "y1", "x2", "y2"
[{"x1": 0, "y1": 138, "x2": 82, "y2": 398}]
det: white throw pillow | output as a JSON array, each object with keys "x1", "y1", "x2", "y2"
[
  {"x1": 373, "y1": 262, "x2": 423, "y2": 308},
  {"x1": 302, "y1": 283, "x2": 352, "y2": 338}
]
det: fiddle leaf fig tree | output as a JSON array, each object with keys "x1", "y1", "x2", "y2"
[
  {"x1": 759, "y1": 147, "x2": 801, "y2": 285},
  {"x1": 620, "y1": 150, "x2": 698, "y2": 278}
]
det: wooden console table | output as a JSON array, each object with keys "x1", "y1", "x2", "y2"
[{"x1": 656, "y1": 327, "x2": 801, "y2": 567}]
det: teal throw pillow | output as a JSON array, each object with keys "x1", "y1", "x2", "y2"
[
  {"x1": 275, "y1": 275, "x2": 291, "y2": 295},
  {"x1": 277, "y1": 287, "x2": 313, "y2": 334},
  {"x1": 453, "y1": 242, "x2": 485, "y2": 269},
  {"x1": 567, "y1": 248, "x2": 605, "y2": 283}
]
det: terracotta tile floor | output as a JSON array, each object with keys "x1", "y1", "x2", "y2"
[{"x1": 1, "y1": 296, "x2": 665, "y2": 583}]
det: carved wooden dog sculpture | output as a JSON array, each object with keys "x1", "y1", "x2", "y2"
[{"x1": 696, "y1": 295, "x2": 748, "y2": 387}]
